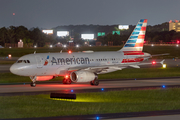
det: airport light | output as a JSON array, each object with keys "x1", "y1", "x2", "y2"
[
  {"x1": 162, "y1": 85, "x2": 166, "y2": 88},
  {"x1": 8, "y1": 54, "x2": 12, "y2": 58},
  {"x1": 71, "y1": 90, "x2": 74, "y2": 92},
  {"x1": 76, "y1": 44, "x2": 79, "y2": 48},
  {"x1": 63, "y1": 45, "x2": 67, "y2": 48},
  {"x1": 101, "y1": 88, "x2": 104, "y2": 91},
  {"x1": 34, "y1": 45, "x2": 37, "y2": 48},
  {"x1": 9, "y1": 46, "x2": 12, "y2": 48},
  {"x1": 176, "y1": 44, "x2": 179, "y2": 47},
  {"x1": 50, "y1": 45, "x2": 53, "y2": 48},
  {"x1": 68, "y1": 50, "x2": 72, "y2": 54},
  {"x1": 163, "y1": 64, "x2": 166, "y2": 68},
  {"x1": 96, "y1": 117, "x2": 99, "y2": 120},
  {"x1": 151, "y1": 44, "x2": 154, "y2": 46}
]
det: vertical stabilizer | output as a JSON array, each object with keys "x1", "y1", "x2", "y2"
[{"x1": 119, "y1": 19, "x2": 147, "y2": 52}]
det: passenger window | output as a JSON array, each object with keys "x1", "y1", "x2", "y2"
[
  {"x1": 24, "y1": 60, "x2": 26, "y2": 63},
  {"x1": 27, "y1": 60, "x2": 30, "y2": 63}
]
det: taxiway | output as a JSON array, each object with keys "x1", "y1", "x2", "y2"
[{"x1": 0, "y1": 78, "x2": 180, "y2": 95}]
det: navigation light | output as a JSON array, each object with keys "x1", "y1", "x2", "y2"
[{"x1": 152, "y1": 61, "x2": 156, "y2": 65}]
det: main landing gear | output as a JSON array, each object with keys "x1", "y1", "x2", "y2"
[
  {"x1": 30, "y1": 76, "x2": 36, "y2": 87},
  {"x1": 62, "y1": 75, "x2": 72, "y2": 84},
  {"x1": 90, "y1": 80, "x2": 99, "y2": 86},
  {"x1": 90, "y1": 73, "x2": 99, "y2": 86}
]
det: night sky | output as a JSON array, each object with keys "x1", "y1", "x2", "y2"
[{"x1": 0, "y1": 0, "x2": 179, "y2": 29}]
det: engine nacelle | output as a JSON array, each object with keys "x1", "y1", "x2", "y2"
[
  {"x1": 35, "y1": 76, "x2": 55, "y2": 81},
  {"x1": 70, "y1": 71, "x2": 97, "y2": 83}
]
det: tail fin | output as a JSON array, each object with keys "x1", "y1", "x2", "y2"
[{"x1": 119, "y1": 19, "x2": 147, "y2": 52}]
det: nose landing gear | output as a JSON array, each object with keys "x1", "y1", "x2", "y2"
[{"x1": 30, "y1": 76, "x2": 36, "y2": 87}]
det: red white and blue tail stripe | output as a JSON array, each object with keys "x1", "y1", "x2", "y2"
[{"x1": 119, "y1": 19, "x2": 147, "y2": 52}]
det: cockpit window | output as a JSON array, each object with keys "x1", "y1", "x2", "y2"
[
  {"x1": 17, "y1": 60, "x2": 23, "y2": 63},
  {"x1": 17, "y1": 60, "x2": 30, "y2": 63}
]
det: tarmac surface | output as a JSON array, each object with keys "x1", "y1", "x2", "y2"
[{"x1": 0, "y1": 78, "x2": 180, "y2": 95}]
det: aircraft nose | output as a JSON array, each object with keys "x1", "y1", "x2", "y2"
[{"x1": 10, "y1": 64, "x2": 19, "y2": 75}]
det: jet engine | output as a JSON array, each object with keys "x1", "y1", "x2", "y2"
[{"x1": 70, "y1": 71, "x2": 98, "y2": 83}]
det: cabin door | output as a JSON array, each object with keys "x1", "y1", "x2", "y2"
[{"x1": 35, "y1": 56, "x2": 43, "y2": 68}]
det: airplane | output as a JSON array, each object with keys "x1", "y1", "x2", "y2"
[{"x1": 10, "y1": 19, "x2": 164, "y2": 87}]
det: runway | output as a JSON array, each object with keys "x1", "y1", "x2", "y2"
[{"x1": 1, "y1": 78, "x2": 180, "y2": 95}]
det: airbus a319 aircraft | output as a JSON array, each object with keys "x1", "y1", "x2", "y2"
[{"x1": 10, "y1": 19, "x2": 163, "y2": 87}]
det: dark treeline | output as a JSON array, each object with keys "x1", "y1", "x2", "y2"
[{"x1": 1, "y1": 22, "x2": 180, "y2": 47}]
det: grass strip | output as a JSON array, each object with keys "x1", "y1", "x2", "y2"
[
  {"x1": 1, "y1": 67, "x2": 180, "y2": 84},
  {"x1": 0, "y1": 61, "x2": 16, "y2": 64},
  {"x1": 1, "y1": 88, "x2": 180, "y2": 119}
]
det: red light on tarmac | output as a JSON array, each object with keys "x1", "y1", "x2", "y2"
[
  {"x1": 152, "y1": 61, "x2": 156, "y2": 65},
  {"x1": 68, "y1": 50, "x2": 72, "y2": 54}
]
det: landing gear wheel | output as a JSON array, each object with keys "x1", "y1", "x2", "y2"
[
  {"x1": 90, "y1": 80, "x2": 99, "y2": 86},
  {"x1": 63, "y1": 78, "x2": 72, "y2": 84},
  {"x1": 30, "y1": 82, "x2": 36, "y2": 87},
  {"x1": 90, "y1": 81, "x2": 94, "y2": 85},
  {"x1": 94, "y1": 80, "x2": 99, "y2": 86}
]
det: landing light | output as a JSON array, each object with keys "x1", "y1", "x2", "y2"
[{"x1": 176, "y1": 44, "x2": 179, "y2": 47}]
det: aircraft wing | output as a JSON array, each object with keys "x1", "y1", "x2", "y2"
[{"x1": 67, "y1": 59, "x2": 165, "y2": 74}]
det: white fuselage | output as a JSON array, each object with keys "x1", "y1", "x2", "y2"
[{"x1": 10, "y1": 51, "x2": 150, "y2": 77}]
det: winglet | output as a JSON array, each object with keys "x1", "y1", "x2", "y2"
[{"x1": 160, "y1": 59, "x2": 165, "y2": 65}]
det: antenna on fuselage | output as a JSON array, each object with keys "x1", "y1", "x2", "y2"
[
  {"x1": 34, "y1": 51, "x2": 36, "y2": 54},
  {"x1": 60, "y1": 50, "x2": 62, "y2": 53}
]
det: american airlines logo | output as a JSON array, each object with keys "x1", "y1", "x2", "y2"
[{"x1": 51, "y1": 57, "x2": 90, "y2": 65}]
